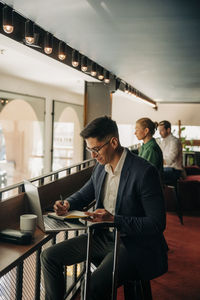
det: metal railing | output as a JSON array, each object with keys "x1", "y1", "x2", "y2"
[
  {"x1": 0, "y1": 158, "x2": 95, "y2": 201},
  {"x1": 0, "y1": 158, "x2": 96, "y2": 300}
]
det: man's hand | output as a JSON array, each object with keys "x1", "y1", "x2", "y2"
[
  {"x1": 54, "y1": 200, "x2": 70, "y2": 216},
  {"x1": 84, "y1": 209, "x2": 114, "y2": 223}
]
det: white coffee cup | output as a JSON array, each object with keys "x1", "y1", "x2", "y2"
[{"x1": 20, "y1": 214, "x2": 37, "y2": 234}]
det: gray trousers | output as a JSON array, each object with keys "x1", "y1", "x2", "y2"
[{"x1": 41, "y1": 230, "x2": 139, "y2": 300}]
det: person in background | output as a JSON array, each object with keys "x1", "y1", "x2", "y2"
[
  {"x1": 135, "y1": 117, "x2": 163, "y2": 178},
  {"x1": 41, "y1": 116, "x2": 168, "y2": 300},
  {"x1": 158, "y1": 120, "x2": 183, "y2": 186}
]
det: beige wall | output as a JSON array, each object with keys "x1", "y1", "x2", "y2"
[{"x1": 112, "y1": 91, "x2": 200, "y2": 126}]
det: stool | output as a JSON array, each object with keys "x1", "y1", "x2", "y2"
[
  {"x1": 164, "y1": 184, "x2": 183, "y2": 225},
  {"x1": 84, "y1": 223, "x2": 153, "y2": 300},
  {"x1": 124, "y1": 279, "x2": 152, "y2": 300}
]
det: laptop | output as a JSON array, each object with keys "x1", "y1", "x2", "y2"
[{"x1": 24, "y1": 180, "x2": 86, "y2": 233}]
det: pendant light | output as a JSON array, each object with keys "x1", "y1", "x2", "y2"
[
  {"x1": 91, "y1": 62, "x2": 97, "y2": 76},
  {"x1": 25, "y1": 20, "x2": 35, "y2": 45},
  {"x1": 3, "y1": 5, "x2": 14, "y2": 34},
  {"x1": 81, "y1": 56, "x2": 88, "y2": 72},
  {"x1": 98, "y1": 67, "x2": 104, "y2": 80},
  {"x1": 104, "y1": 71, "x2": 110, "y2": 83},
  {"x1": 44, "y1": 32, "x2": 53, "y2": 55},
  {"x1": 72, "y1": 50, "x2": 79, "y2": 67},
  {"x1": 58, "y1": 41, "x2": 66, "y2": 60}
]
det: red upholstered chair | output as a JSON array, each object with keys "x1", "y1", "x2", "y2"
[
  {"x1": 184, "y1": 165, "x2": 200, "y2": 176},
  {"x1": 177, "y1": 175, "x2": 200, "y2": 211}
]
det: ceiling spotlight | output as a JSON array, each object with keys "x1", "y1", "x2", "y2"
[
  {"x1": 3, "y1": 5, "x2": 14, "y2": 34},
  {"x1": 91, "y1": 62, "x2": 97, "y2": 76},
  {"x1": 72, "y1": 50, "x2": 79, "y2": 67},
  {"x1": 81, "y1": 56, "x2": 88, "y2": 72},
  {"x1": 98, "y1": 67, "x2": 104, "y2": 80},
  {"x1": 25, "y1": 20, "x2": 35, "y2": 45},
  {"x1": 58, "y1": 41, "x2": 66, "y2": 60},
  {"x1": 128, "y1": 86, "x2": 132, "y2": 95},
  {"x1": 44, "y1": 32, "x2": 53, "y2": 55},
  {"x1": 125, "y1": 84, "x2": 129, "y2": 93},
  {"x1": 104, "y1": 71, "x2": 110, "y2": 83}
]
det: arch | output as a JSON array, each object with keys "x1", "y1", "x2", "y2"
[
  {"x1": 0, "y1": 99, "x2": 44, "y2": 185},
  {"x1": 53, "y1": 105, "x2": 83, "y2": 170}
]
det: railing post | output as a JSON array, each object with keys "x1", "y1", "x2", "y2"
[
  {"x1": 18, "y1": 183, "x2": 24, "y2": 194},
  {"x1": 66, "y1": 168, "x2": 71, "y2": 175},
  {"x1": 16, "y1": 262, "x2": 23, "y2": 300},
  {"x1": 54, "y1": 173, "x2": 59, "y2": 180},
  {"x1": 35, "y1": 248, "x2": 41, "y2": 300},
  {"x1": 76, "y1": 165, "x2": 81, "y2": 172},
  {"x1": 39, "y1": 178, "x2": 44, "y2": 186}
]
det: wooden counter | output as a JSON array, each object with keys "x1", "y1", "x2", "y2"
[{"x1": 0, "y1": 227, "x2": 54, "y2": 277}]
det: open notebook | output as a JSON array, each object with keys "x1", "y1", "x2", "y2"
[{"x1": 48, "y1": 210, "x2": 88, "y2": 220}]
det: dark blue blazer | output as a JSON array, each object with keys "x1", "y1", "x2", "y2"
[{"x1": 68, "y1": 149, "x2": 168, "y2": 279}]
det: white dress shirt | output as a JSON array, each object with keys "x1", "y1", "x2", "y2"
[
  {"x1": 160, "y1": 134, "x2": 183, "y2": 170},
  {"x1": 102, "y1": 148, "x2": 127, "y2": 215}
]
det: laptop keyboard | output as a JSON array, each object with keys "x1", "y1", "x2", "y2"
[
  {"x1": 43, "y1": 215, "x2": 86, "y2": 231},
  {"x1": 44, "y1": 215, "x2": 69, "y2": 229}
]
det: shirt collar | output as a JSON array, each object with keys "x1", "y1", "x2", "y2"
[
  {"x1": 105, "y1": 148, "x2": 127, "y2": 175},
  {"x1": 142, "y1": 138, "x2": 155, "y2": 148}
]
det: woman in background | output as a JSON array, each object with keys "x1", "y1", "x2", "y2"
[{"x1": 135, "y1": 117, "x2": 163, "y2": 178}]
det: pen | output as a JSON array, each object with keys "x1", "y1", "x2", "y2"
[{"x1": 60, "y1": 194, "x2": 64, "y2": 205}]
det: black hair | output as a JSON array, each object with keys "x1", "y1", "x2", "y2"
[
  {"x1": 158, "y1": 120, "x2": 171, "y2": 130},
  {"x1": 136, "y1": 117, "x2": 158, "y2": 136},
  {"x1": 80, "y1": 116, "x2": 119, "y2": 141}
]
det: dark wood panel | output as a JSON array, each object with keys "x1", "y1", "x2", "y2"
[
  {"x1": 185, "y1": 140, "x2": 200, "y2": 146},
  {"x1": 38, "y1": 166, "x2": 94, "y2": 211},
  {"x1": 0, "y1": 194, "x2": 26, "y2": 230}
]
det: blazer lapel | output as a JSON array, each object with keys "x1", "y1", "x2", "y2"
[
  {"x1": 115, "y1": 152, "x2": 131, "y2": 213},
  {"x1": 96, "y1": 168, "x2": 107, "y2": 207}
]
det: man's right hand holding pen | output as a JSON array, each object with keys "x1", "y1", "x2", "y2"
[{"x1": 54, "y1": 195, "x2": 70, "y2": 216}]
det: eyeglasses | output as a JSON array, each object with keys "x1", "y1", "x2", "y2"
[{"x1": 86, "y1": 139, "x2": 111, "y2": 155}]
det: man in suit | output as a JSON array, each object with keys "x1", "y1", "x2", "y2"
[{"x1": 41, "y1": 116, "x2": 168, "y2": 300}]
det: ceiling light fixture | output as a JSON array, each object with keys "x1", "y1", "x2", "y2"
[
  {"x1": 98, "y1": 67, "x2": 104, "y2": 80},
  {"x1": 135, "y1": 89, "x2": 139, "y2": 97},
  {"x1": 44, "y1": 32, "x2": 53, "y2": 55},
  {"x1": 25, "y1": 20, "x2": 35, "y2": 45},
  {"x1": 72, "y1": 50, "x2": 79, "y2": 67},
  {"x1": 58, "y1": 41, "x2": 66, "y2": 60},
  {"x1": 91, "y1": 62, "x2": 97, "y2": 76},
  {"x1": 104, "y1": 71, "x2": 110, "y2": 83},
  {"x1": 0, "y1": 3, "x2": 157, "y2": 110},
  {"x1": 125, "y1": 84, "x2": 129, "y2": 93},
  {"x1": 3, "y1": 5, "x2": 14, "y2": 34},
  {"x1": 138, "y1": 98, "x2": 157, "y2": 109},
  {"x1": 81, "y1": 56, "x2": 88, "y2": 72}
]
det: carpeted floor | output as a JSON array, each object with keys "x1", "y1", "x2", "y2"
[
  {"x1": 150, "y1": 212, "x2": 200, "y2": 300},
  {"x1": 74, "y1": 212, "x2": 200, "y2": 300}
]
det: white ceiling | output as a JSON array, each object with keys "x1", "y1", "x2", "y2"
[{"x1": 0, "y1": 0, "x2": 200, "y2": 103}]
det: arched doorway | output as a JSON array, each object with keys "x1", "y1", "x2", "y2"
[
  {"x1": 52, "y1": 101, "x2": 83, "y2": 171},
  {"x1": 0, "y1": 99, "x2": 44, "y2": 187}
]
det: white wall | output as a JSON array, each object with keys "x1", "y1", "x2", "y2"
[
  {"x1": 0, "y1": 73, "x2": 84, "y2": 173},
  {"x1": 112, "y1": 91, "x2": 200, "y2": 126}
]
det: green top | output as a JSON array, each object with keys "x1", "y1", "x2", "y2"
[{"x1": 139, "y1": 138, "x2": 163, "y2": 177}]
